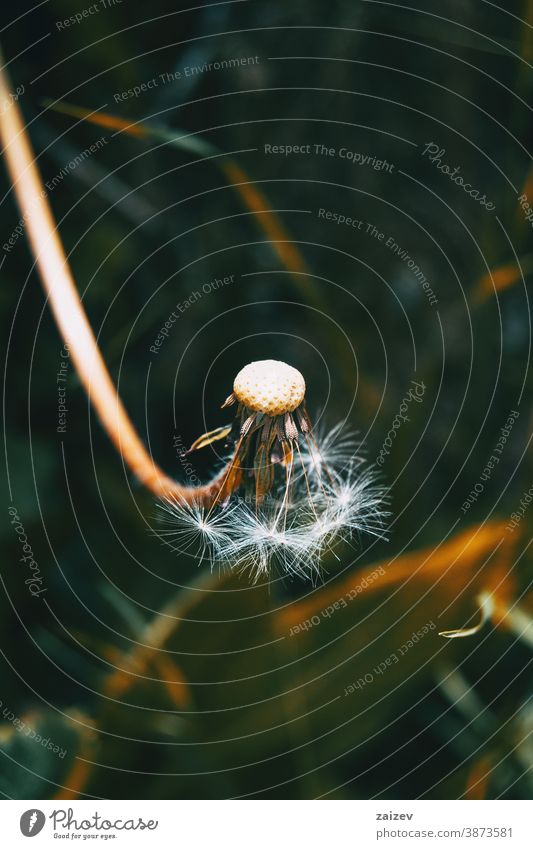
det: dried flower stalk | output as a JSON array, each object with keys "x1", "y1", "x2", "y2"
[{"x1": 0, "y1": 57, "x2": 225, "y2": 503}]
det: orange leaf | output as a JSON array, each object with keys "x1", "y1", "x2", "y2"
[{"x1": 276, "y1": 521, "x2": 517, "y2": 634}]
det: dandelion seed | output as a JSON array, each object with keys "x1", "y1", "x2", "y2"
[
  {"x1": 156, "y1": 359, "x2": 389, "y2": 579},
  {"x1": 322, "y1": 465, "x2": 390, "y2": 542},
  {"x1": 155, "y1": 496, "x2": 238, "y2": 567}
]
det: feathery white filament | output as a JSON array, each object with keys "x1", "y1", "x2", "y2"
[{"x1": 156, "y1": 425, "x2": 389, "y2": 580}]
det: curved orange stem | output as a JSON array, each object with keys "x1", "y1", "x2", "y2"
[{"x1": 0, "y1": 58, "x2": 223, "y2": 504}]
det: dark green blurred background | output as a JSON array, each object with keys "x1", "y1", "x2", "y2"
[{"x1": 1, "y1": 0, "x2": 532, "y2": 799}]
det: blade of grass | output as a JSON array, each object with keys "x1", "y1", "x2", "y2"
[
  {"x1": 275, "y1": 522, "x2": 516, "y2": 634},
  {"x1": 471, "y1": 255, "x2": 533, "y2": 304},
  {"x1": 464, "y1": 753, "x2": 494, "y2": 800},
  {"x1": 53, "y1": 712, "x2": 99, "y2": 801}
]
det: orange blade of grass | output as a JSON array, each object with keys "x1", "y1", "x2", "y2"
[
  {"x1": 53, "y1": 712, "x2": 99, "y2": 801},
  {"x1": 220, "y1": 159, "x2": 309, "y2": 277},
  {"x1": 102, "y1": 644, "x2": 191, "y2": 709},
  {"x1": 472, "y1": 256, "x2": 533, "y2": 305},
  {"x1": 464, "y1": 753, "x2": 493, "y2": 800},
  {"x1": 275, "y1": 522, "x2": 517, "y2": 634},
  {"x1": 152, "y1": 656, "x2": 192, "y2": 709},
  {"x1": 42, "y1": 99, "x2": 150, "y2": 139}
]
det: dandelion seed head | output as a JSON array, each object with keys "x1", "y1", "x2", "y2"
[{"x1": 156, "y1": 360, "x2": 388, "y2": 580}]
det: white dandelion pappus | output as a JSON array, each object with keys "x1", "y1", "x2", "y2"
[
  {"x1": 226, "y1": 498, "x2": 327, "y2": 582},
  {"x1": 297, "y1": 419, "x2": 363, "y2": 479},
  {"x1": 320, "y1": 464, "x2": 390, "y2": 542},
  {"x1": 155, "y1": 495, "x2": 238, "y2": 566}
]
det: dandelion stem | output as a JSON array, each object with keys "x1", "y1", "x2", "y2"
[{"x1": 0, "y1": 56, "x2": 227, "y2": 505}]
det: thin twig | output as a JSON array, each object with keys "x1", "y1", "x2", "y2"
[{"x1": 0, "y1": 56, "x2": 227, "y2": 504}]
